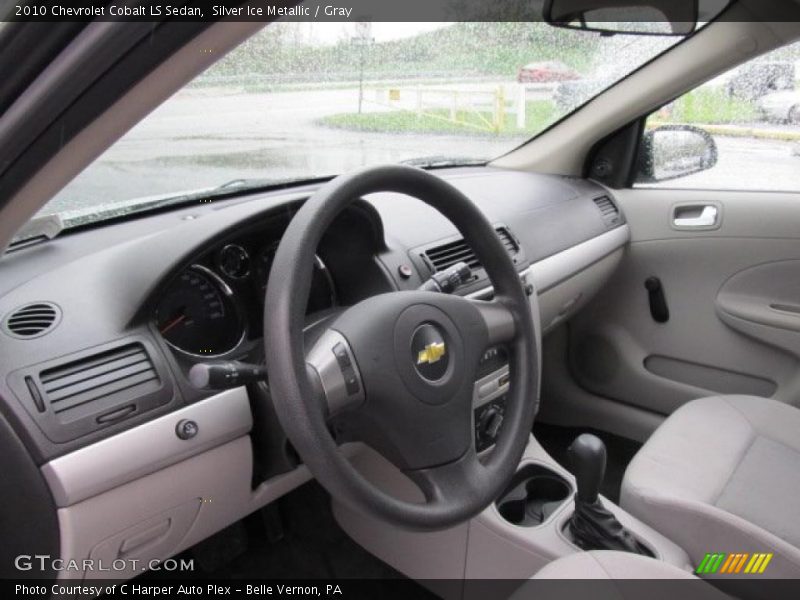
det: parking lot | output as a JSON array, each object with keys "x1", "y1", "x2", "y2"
[{"x1": 44, "y1": 82, "x2": 800, "y2": 217}]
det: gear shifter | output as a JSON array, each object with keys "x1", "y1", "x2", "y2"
[
  {"x1": 567, "y1": 434, "x2": 652, "y2": 556},
  {"x1": 569, "y1": 433, "x2": 606, "y2": 504}
]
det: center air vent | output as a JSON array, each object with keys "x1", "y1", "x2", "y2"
[
  {"x1": 592, "y1": 196, "x2": 621, "y2": 228},
  {"x1": 2, "y1": 302, "x2": 61, "y2": 339},
  {"x1": 422, "y1": 226, "x2": 520, "y2": 274},
  {"x1": 39, "y1": 343, "x2": 160, "y2": 420}
]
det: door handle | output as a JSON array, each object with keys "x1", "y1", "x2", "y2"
[{"x1": 673, "y1": 204, "x2": 719, "y2": 229}]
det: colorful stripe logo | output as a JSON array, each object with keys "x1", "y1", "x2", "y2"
[{"x1": 696, "y1": 552, "x2": 773, "y2": 574}]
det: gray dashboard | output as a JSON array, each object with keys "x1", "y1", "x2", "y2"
[{"x1": 0, "y1": 166, "x2": 624, "y2": 465}]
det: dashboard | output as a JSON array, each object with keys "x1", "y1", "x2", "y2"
[
  {"x1": 0, "y1": 166, "x2": 629, "y2": 581},
  {"x1": 0, "y1": 167, "x2": 627, "y2": 460}
]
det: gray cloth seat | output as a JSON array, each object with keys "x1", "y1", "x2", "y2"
[{"x1": 621, "y1": 395, "x2": 800, "y2": 578}]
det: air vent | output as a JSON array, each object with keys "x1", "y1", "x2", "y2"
[
  {"x1": 3, "y1": 302, "x2": 61, "y2": 338},
  {"x1": 496, "y1": 227, "x2": 519, "y2": 255},
  {"x1": 423, "y1": 227, "x2": 520, "y2": 273},
  {"x1": 39, "y1": 343, "x2": 160, "y2": 418},
  {"x1": 593, "y1": 196, "x2": 621, "y2": 227}
]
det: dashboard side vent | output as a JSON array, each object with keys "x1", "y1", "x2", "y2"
[
  {"x1": 592, "y1": 195, "x2": 621, "y2": 227},
  {"x1": 39, "y1": 343, "x2": 160, "y2": 417},
  {"x1": 496, "y1": 227, "x2": 520, "y2": 255},
  {"x1": 423, "y1": 227, "x2": 520, "y2": 273},
  {"x1": 3, "y1": 302, "x2": 61, "y2": 339}
]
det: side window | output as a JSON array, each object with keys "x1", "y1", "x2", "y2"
[{"x1": 634, "y1": 41, "x2": 800, "y2": 191}]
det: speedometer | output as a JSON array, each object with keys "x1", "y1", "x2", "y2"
[{"x1": 155, "y1": 265, "x2": 244, "y2": 356}]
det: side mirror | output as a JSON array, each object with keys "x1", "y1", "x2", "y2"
[{"x1": 636, "y1": 125, "x2": 718, "y2": 183}]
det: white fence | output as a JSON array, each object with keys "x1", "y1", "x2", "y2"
[{"x1": 369, "y1": 84, "x2": 540, "y2": 132}]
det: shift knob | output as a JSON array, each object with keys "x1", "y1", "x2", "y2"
[{"x1": 567, "y1": 433, "x2": 607, "y2": 504}]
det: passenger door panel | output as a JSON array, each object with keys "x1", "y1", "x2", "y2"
[{"x1": 567, "y1": 189, "x2": 800, "y2": 417}]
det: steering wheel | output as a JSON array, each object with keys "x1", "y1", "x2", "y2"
[{"x1": 264, "y1": 165, "x2": 538, "y2": 530}]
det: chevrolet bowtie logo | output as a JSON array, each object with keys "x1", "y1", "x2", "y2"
[{"x1": 417, "y1": 342, "x2": 446, "y2": 365}]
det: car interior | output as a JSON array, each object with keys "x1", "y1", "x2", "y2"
[{"x1": 2, "y1": 0, "x2": 800, "y2": 598}]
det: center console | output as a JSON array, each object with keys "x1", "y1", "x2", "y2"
[
  {"x1": 333, "y1": 434, "x2": 692, "y2": 599},
  {"x1": 473, "y1": 346, "x2": 509, "y2": 452},
  {"x1": 495, "y1": 464, "x2": 571, "y2": 527},
  {"x1": 331, "y1": 266, "x2": 691, "y2": 596}
]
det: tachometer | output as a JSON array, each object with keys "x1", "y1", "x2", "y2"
[
  {"x1": 155, "y1": 265, "x2": 244, "y2": 356},
  {"x1": 258, "y1": 242, "x2": 336, "y2": 313}
]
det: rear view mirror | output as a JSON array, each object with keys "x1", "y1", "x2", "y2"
[
  {"x1": 636, "y1": 125, "x2": 718, "y2": 183},
  {"x1": 543, "y1": 0, "x2": 700, "y2": 36}
]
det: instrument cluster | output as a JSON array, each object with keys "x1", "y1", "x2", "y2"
[{"x1": 154, "y1": 237, "x2": 337, "y2": 358}]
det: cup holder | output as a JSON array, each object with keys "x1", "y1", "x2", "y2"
[{"x1": 495, "y1": 464, "x2": 571, "y2": 527}]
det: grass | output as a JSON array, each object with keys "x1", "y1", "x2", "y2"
[
  {"x1": 663, "y1": 87, "x2": 759, "y2": 124},
  {"x1": 318, "y1": 100, "x2": 558, "y2": 137},
  {"x1": 648, "y1": 86, "x2": 800, "y2": 140}
]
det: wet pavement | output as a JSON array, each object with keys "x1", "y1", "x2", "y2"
[
  {"x1": 42, "y1": 85, "x2": 800, "y2": 217},
  {"x1": 47, "y1": 84, "x2": 523, "y2": 215}
]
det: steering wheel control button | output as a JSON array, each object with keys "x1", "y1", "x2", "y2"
[
  {"x1": 332, "y1": 342, "x2": 359, "y2": 394},
  {"x1": 332, "y1": 342, "x2": 352, "y2": 368},
  {"x1": 343, "y1": 367, "x2": 360, "y2": 395},
  {"x1": 175, "y1": 419, "x2": 199, "y2": 440},
  {"x1": 411, "y1": 323, "x2": 449, "y2": 381},
  {"x1": 306, "y1": 330, "x2": 366, "y2": 416}
]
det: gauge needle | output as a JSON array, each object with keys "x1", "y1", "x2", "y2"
[{"x1": 159, "y1": 313, "x2": 187, "y2": 334}]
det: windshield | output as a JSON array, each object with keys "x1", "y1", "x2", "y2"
[{"x1": 35, "y1": 22, "x2": 680, "y2": 229}]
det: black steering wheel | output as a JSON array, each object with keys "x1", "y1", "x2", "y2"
[{"x1": 264, "y1": 165, "x2": 538, "y2": 530}]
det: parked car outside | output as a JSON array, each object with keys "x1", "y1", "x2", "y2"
[
  {"x1": 517, "y1": 60, "x2": 580, "y2": 83},
  {"x1": 757, "y1": 89, "x2": 800, "y2": 123},
  {"x1": 726, "y1": 60, "x2": 795, "y2": 100},
  {"x1": 553, "y1": 66, "x2": 628, "y2": 110}
]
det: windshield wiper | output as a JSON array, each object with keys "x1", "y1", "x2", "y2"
[
  {"x1": 8, "y1": 176, "x2": 322, "y2": 246},
  {"x1": 401, "y1": 156, "x2": 487, "y2": 169},
  {"x1": 121, "y1": 176, "x2": 313, "y2": 214},
  {"x1": 7, "y1": 161, "x2": 479, "y2": 253},
  {"x1": 79, "y1": 175, "x2": 317, "y2": 221}
]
